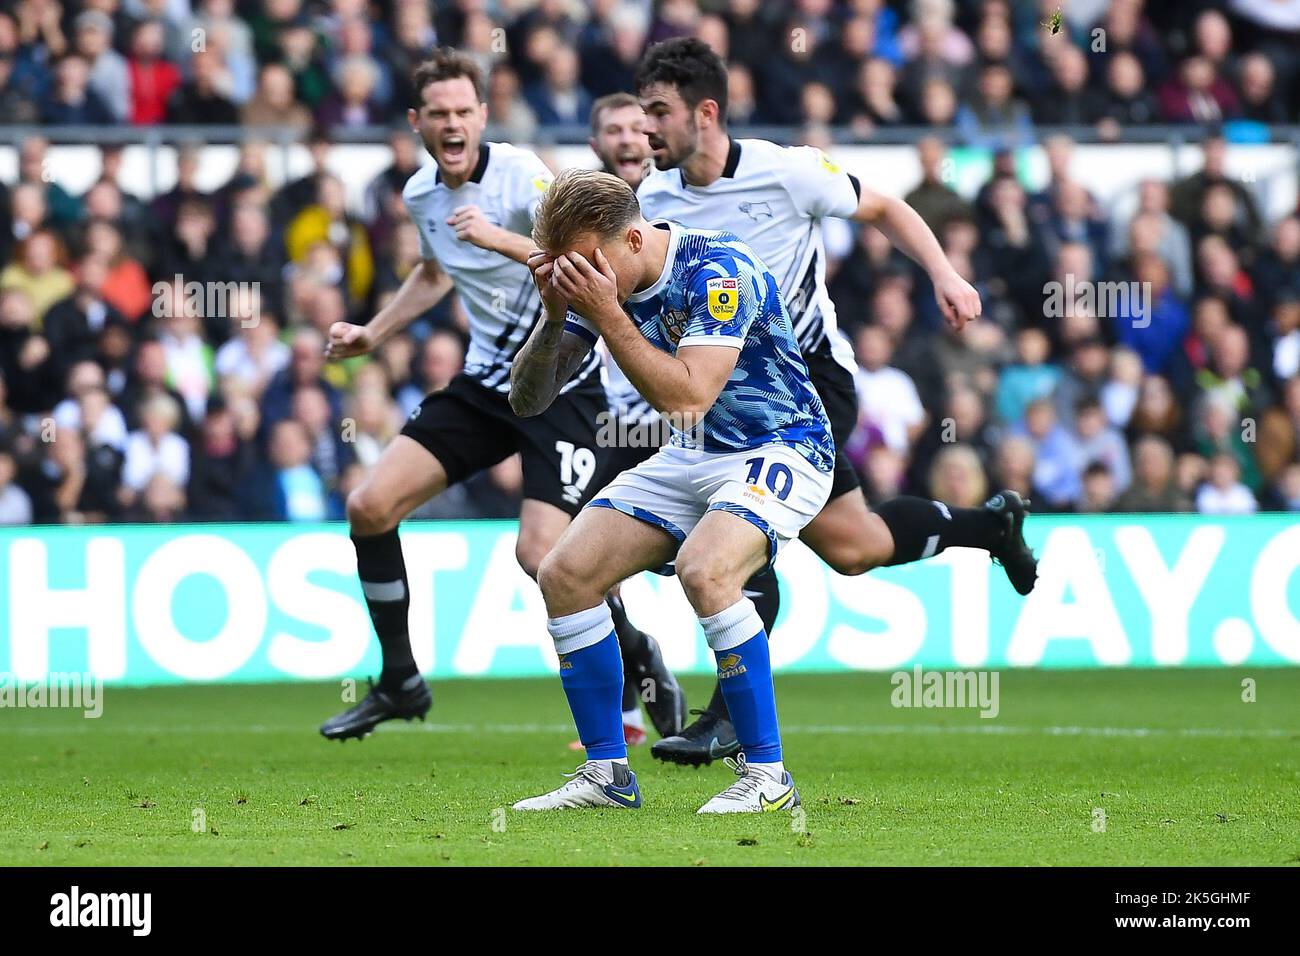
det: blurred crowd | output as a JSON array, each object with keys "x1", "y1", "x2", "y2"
[
  {"x1": 1, "y1": 0, "x2": 1299, "y2": 525},
  {"x1": 1, "y1": 0, "x2": 1298, "y2": 135}
]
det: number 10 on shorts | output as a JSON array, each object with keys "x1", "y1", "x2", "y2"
[{"x1": 744, "y1": 456, "x2": 794, "y2": 500}]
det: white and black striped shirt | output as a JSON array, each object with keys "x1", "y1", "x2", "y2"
[
  {"x1": 403, "y1": 142, "x2": 600, "y2": 393},
  {"x1": 637, "y1": 138, "x2": 860, "y2": 372}
]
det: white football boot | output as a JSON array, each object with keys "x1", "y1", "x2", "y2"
[
  {"x1": 697, "y1": 754, "x2": 800, "y2": 814},
  {"x1": 512, "y1": 760, "x2": 642, "y2": 810}
]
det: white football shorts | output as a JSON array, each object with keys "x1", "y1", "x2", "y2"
[{"x1": 587, "y1": 443, "x2": 833, "y2": 570}]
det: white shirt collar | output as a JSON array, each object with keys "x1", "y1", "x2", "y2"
[{"x1": 626, "y1": 220, "x2": 679, "y2": 304}]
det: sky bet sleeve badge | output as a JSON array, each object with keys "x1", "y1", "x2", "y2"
[{"x1": 707, "y1": 277, "x2": 738, "y2": 320}]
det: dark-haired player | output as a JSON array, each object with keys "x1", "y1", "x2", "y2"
[
  {"x1": 632, "y1": 39, "x2": 1038, "y2": 767},
  {"x1": 319, "y1": 51, "x2": 684, "y2": 741}
]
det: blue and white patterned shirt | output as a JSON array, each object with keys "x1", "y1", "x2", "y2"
[{"x1": 564, "y1": 222, "x2": 834, "y2": 472}]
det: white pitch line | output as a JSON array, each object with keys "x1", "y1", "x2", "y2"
[{"x1": 2, "y1": 722, "x2": 1294, "y2": 739}]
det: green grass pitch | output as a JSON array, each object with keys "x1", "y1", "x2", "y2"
[{"x1": 2, "y1": 669, "x2": 1297, "y2": 866}]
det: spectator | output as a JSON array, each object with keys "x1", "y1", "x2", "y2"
[
  {"x1": 0, "y1": 50, "x2": 39, "y2": 123},
  {"x1": 1114, "y1": 434, "x2": 1193, "y2": 512},
  {"x1": 1114, "y1": 254, "x2": 1190, "y2": 377},
  {"x1": 290, "y1": 382, "x2": 354, "y2": 492},
  {"x1": 0, "y1": 287, "x2": 60, "y2": 412},
  {"x1": 248, "y1": 418, "x2": 330, "y2": 521},
  {"x1": 126, "y1": 19, "x2": 181, "y2": 125},
  {"x1": 486, "y1": 64, "x2": 539, "y2": 143},
  {"x1": 525, "y1": 45, "x2": 591, "y2": 127},
  {"x1": 156, "y1": 295, "x2": 216, "y2": 424},
  {"x1": 1158, "y1": 56, "x2": 1240, "y2": 124},
  {"x1": 42, "y1": 255, "x2": 124, "y2": 385},
  {"x1": 0, "y1": 447, "x2": 33, "y2": 525},
  {"x1": 121, "y1": 392, "x2": 190, "y2": 509},
  {"x1": 42, "y1": 54, "x2": 115, "y2": 124},
  {"x1": 284, "y1": 174, "x2": 374, "y2": 308},
  {"x1": 215, "y1": 310, "x2": 289, "y2": 398},
  {"x1": 1022, "y1": 396, "x2": 1081, "y2": 509},
  {"x1": 52, "y1": 360, "x2": 128, "y2": 452},
  {"x1": 315, "y1": 53, "x2": 383, "y2": 128},
  {"x1": 188, "y1": 398, "x2": 256, "y2": 520},
  {"x1": 995, "y1": 327, "x2": 1060, "y2": 427},
  {"x1": 242, "y1": 62, "x2": 313, "y2": 129},
  {"x1": 83, "y1": 218, "x2": 152, "y2": 322},
  {"x1": 1032, "y1": 42, "x2": 1106, "y2": 126},
  {"x1": 1098, "y1": 50, "x2": 1158, "y2": 132},
  {"x1": 1072, "y1": 397, "x2": 1133, "y2": 494},
  {"x1": 1195, "y1": 450, "x2": 1256, "y2": 514},
  {"x1": 904, "y1": 137, "x2": 972, "y2": 236},
  {"x1": 72, "y1": 9, "x2": 129, "y2": 122},
  {"x1": 928, "y1": 443, "x2": 987, "y2": 509},
  {"x1": 843, "y1": 56, "x2": 903, "y2": 131},
  {"x1": 0, "y1": 228, "x2": 74, "y2": 325},
  {"x1": 1077, "y1": 460, "x2": 1118, "y2": 513},
  {"x1": 1236, "y1": 52, "x2": 1286, "y2": 123},
  {"x1": 852, "y1": 324, "x2": 927, "y2": 454},
  {"x1": 167, "y1": 49, "x2": 239, "y2": 124}
]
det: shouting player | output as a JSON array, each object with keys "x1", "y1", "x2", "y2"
[
  {"x1": 510, "y1": 169, "x2": 836, "y2": 812},
  {"x1": 319, "y1": 51, "x2": 683, "y2": 740},
  {"x1": 632, "y1": 39, "x2": 1038, "y2": 766}
]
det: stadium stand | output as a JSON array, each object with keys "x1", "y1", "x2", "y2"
[{"x1": 0, "y1": 0, "x2": 1298, "y2": 526}]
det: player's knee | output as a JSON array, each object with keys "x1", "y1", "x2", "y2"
[
  {"x1": 825, "y1": 545, "x2": 876, "y2": 577},
  {"x1": 346, "y1": 484, "x2": 396, "y2": 535},
  {"x1": 536, "y1": 547, "x2": 588, "y2": 607},
  {"x1": 675, "y1": 550, "x2": 733, "y2": 612}
]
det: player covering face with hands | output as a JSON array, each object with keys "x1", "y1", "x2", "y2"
[{"x1": 510, "y1": 169, "x2": 834, "y2": 813}]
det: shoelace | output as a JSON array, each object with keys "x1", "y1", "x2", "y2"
[
  {"x1": 714, "y1": 754, "x2": 765, "y2": 802},
  {"x1": 558, "y1": 760, "x2": 609, "y2": 790}
]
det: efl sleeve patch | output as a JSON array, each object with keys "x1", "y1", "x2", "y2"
[
  {"x1": 531, "y1": 175, "x2": 552, "y2": 192},
  {"x1": 818, "y1": 150, "x2": 842, "y2": 175},
  {"x1": 707, "y1": 277, "x2": 739, "y2": 320}
]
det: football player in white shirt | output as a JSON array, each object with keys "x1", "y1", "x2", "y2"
[
  {"x1": 632, "y1": 39, "x2": 1038, "y2": 766},
  {"x1": 318, "y1": 51, "x2": 683, "y2": 741}
]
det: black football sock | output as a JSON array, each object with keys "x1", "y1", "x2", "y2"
[
  {"x1": 621, "y1": 676, "x2": 639, "y2": 713},
  {"x1": 874, "y1": 496, "x2": 1003, "y2": 567},
  {"x1": 352, "y1": 529, "x2": 419, "y2": 690},
  {"x1": 703, "y1": 567, "x2": 781, "y2": 722}
]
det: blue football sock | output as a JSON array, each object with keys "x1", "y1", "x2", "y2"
[
  {"x1": 702, "y1": 598, "x2": 782, "y2": 764},
  {"x1": 549, "y1": 605, "x2": 627, "y2": 761}
]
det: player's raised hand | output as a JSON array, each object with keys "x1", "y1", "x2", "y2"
[
  {"x1": 324, "y1": 321, "x2": 374, "y2": 360},
  {"x1": 933, "y1": 270, "x2": 981, "y2": 332},
  {"x1": 527, "y1": 249, "x2": 566, "y2": 315},
  {"x1": 552, "y1": 250, "x2": 619, "y2": 324},
  {"x1": 447, "y1": 204, "x2": 499, "y2": 248}
]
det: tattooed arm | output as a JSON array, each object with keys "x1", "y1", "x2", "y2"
[{"x1": 509, "y1": 251, "x2": 594, "y2": 417}]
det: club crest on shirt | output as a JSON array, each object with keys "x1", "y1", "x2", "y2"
[
  {"x1": 707, "y1": 277, "x2": 738, "y2": 321},
  {"x1": 738, "y1": 200, "x2": 773, "y2": 220},
  {"x1": 663, "y1": 308, "x2": 689, "y2": 344}
]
